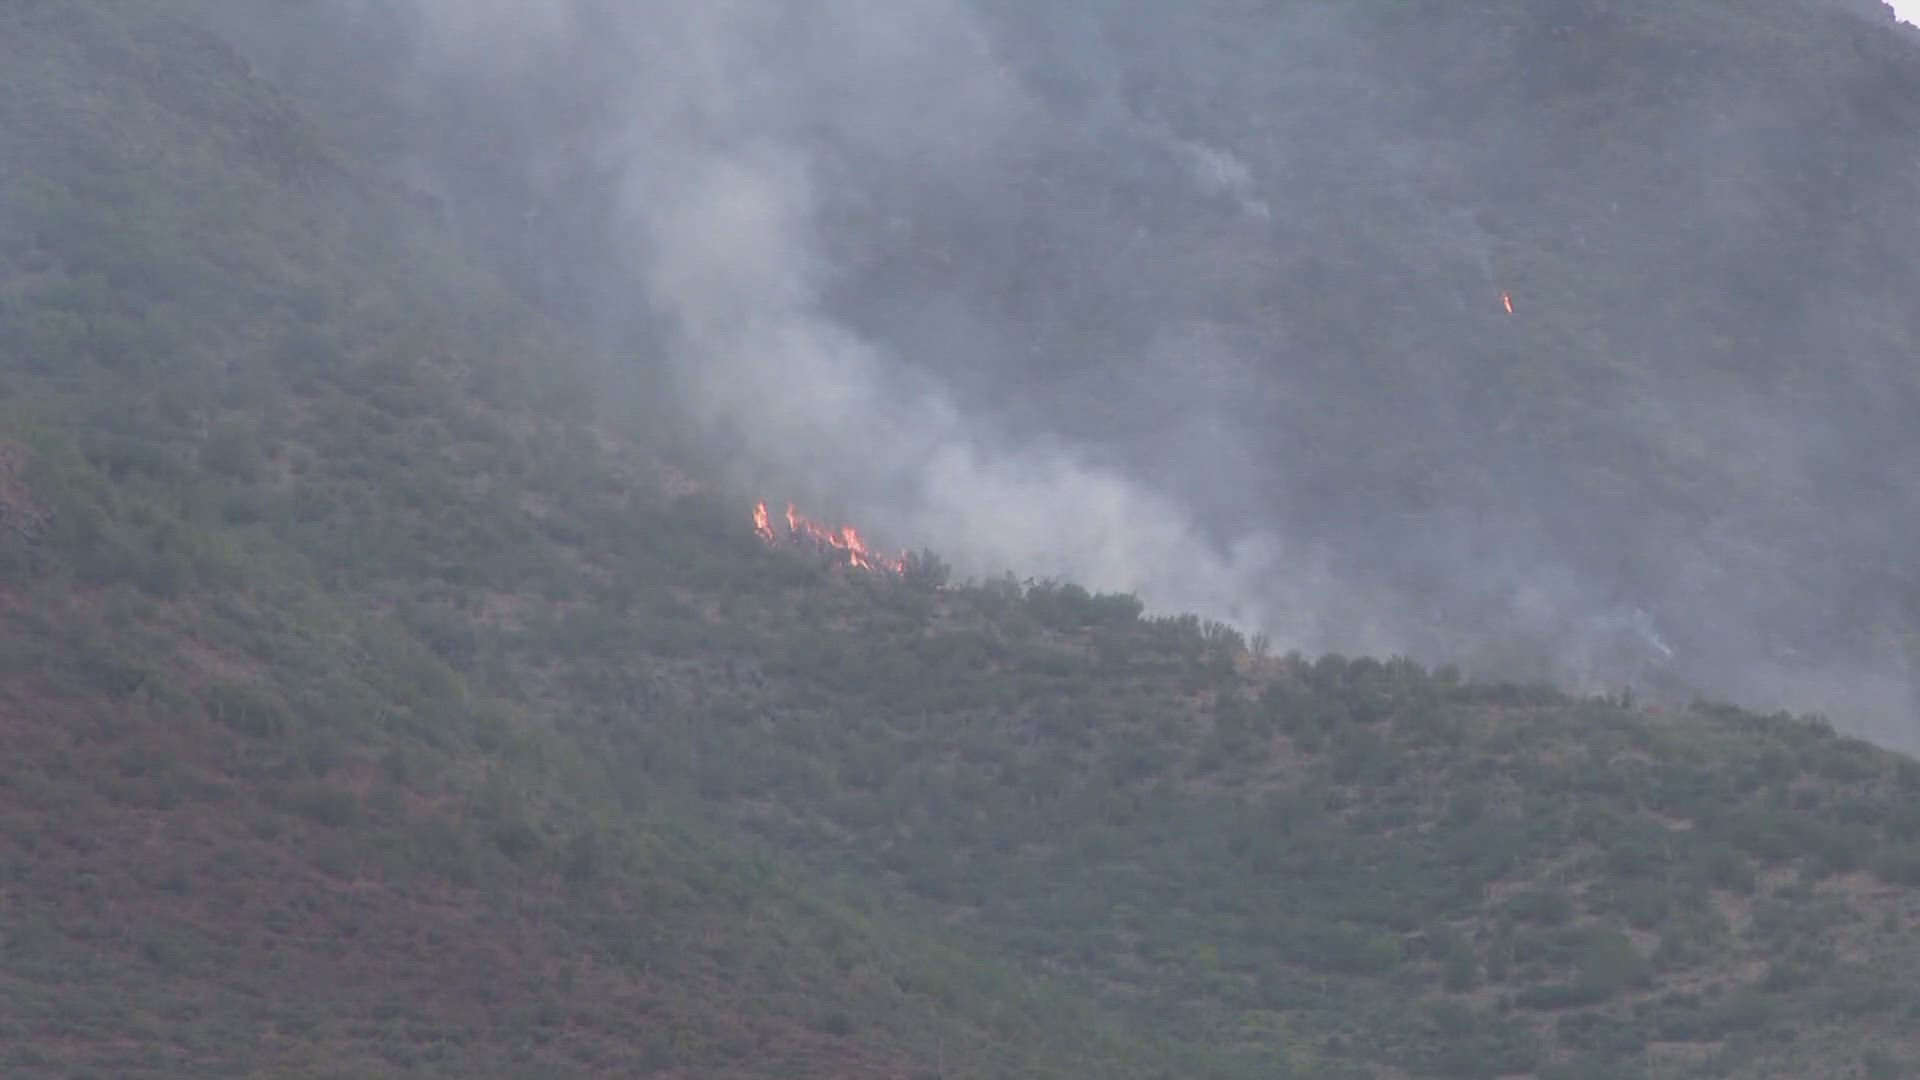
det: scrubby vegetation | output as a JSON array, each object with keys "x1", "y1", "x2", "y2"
[{"x1": 3, "y1": 2, "x2": 1919, "y2": 1079}]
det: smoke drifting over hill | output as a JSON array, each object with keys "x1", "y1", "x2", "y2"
[
  {"x1": 388, "y1": 0, "x2": 1343, "y2": 644},
  {"x1": 202, "y1": 0, "x2": 1920, "y2": 746}
]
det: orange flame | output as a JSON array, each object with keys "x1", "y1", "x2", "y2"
[
  {"x1": 756, "y1": 500, "x2": 907, "y2": 575},
  {"x1": 1501, "y1": 289, "x2": 1514, "y2": 315}
]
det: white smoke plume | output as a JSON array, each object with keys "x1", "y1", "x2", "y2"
[
  {"x1": 400, "y1": 0, "x2": 1343, "y2": 642},
  {"x1": 208, "y1": 0, "x2": 1920, "y2": 747}
]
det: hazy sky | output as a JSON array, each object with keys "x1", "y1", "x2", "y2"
[{"x1": 1895, "y1": 1, "x2": 1917, "y2": 24}]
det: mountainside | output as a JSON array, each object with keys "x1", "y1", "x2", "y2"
[
  {"x1": 0, "y1": 5, "x2": 1178, "y2": 1078},
  {"x1": 5, "y1": 2, "x2": 1920, "y2": 1079},
  {"x1": 188, "y1": 0, "x2": 1920, "y2": 743}
]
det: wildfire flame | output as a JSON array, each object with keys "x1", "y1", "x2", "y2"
[
  {"x1": 754, "y1": 500, "x2": 907, "y2": 574},
  {"x1": 1501, "y1": 289, "x2": 1514, "y2": 315}
]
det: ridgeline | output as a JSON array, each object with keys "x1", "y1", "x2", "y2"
[{"x1": 3, "y1": 2, "x2": 1918, "y2": 1078}]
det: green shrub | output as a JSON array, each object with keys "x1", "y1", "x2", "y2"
[
  {"x1": 1297, "y1": 922, "x2": 1403, "y2": 976},
  {"x1": 1875, "y1": 843, "x2": 1920, "y2": 887},
  {"x1": 1609, "y1": 882, "x2": 1673, "y2": 930},
  {"x1": 1862, "y1": 1049, "x2": 1907, "y2": 1080},
  {"x1": 1576, "y1": 930, "x2": 1647, "y2": 1000},
  {"x1": 1503, "y1": 888, "x2": 1574, "y2": 927},
  {"x1": 1556, "y1": 1012, "x2": 1648, "y2": 1055},
  {"x1": 200, "y1": 421, "x2": 263, "y2": 480},
  {"x1": 204, "y1": 680, "x2": 294, "y2": 739}
]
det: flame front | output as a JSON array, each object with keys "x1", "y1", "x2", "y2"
[
  {"x1": 1501, "y1": 289, "x2": 1514, "y2": 314},
  {"x1": 756, "y1": 500, "x2": 907, "y2": 575}
]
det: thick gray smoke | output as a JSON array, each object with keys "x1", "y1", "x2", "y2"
[{"x1": 198, "y1": 0, "x2": 1920, "y2": 747}]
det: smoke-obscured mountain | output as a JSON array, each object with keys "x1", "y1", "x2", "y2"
[
  {"x1": 8, "y1": 2, "x2": 1920, "y2": 1079},
  {"x1": 185, "y1": 0, "x2": 1920, "y2": 746}
]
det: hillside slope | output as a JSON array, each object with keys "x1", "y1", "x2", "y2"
[
  {"x1": 0, "y1": 5, "x2": 1202, "y2": 1078},
  {"x1": 4, "y1": 3, "x2": 1920, "y2": 1080},
  {"x1": 188, "y1": 0, "x2": 1920, "y2": 738}
]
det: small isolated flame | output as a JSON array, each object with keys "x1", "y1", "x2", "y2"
[
  {"x1": 755, "y1": 500, "x2": 907, "y2": 575},
  {"x1": 1501, "y1": 289, "x2": 1514, "y2": 315}
]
